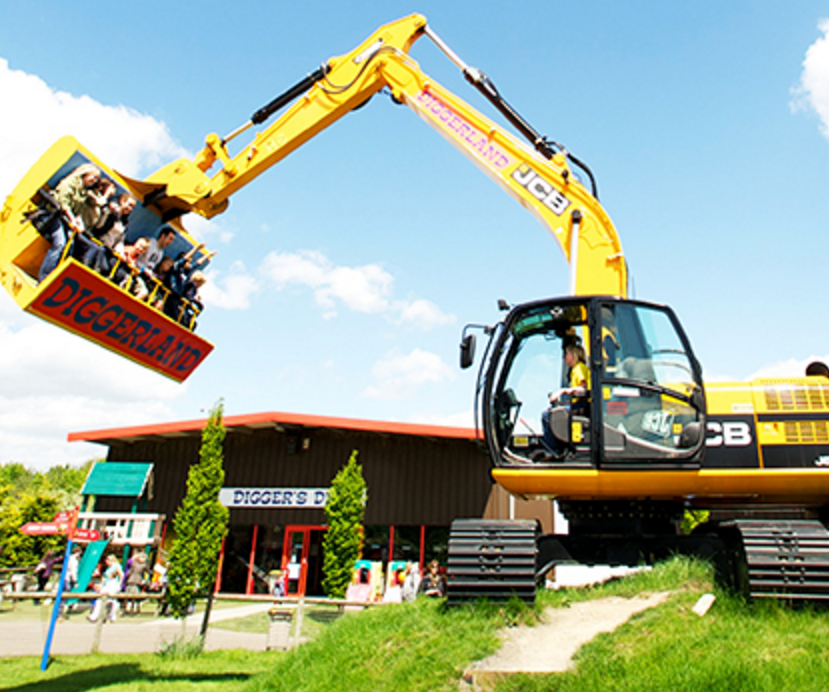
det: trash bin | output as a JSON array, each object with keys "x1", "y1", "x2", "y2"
[{"x1": 267, "y1": 606, "x2": 295, "y2": 651}]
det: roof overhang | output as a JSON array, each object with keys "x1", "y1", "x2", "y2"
[{"x1": 68, "y1": 411, "x2": 480, "y2": 446}]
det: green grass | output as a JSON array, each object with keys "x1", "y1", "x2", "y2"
[
  {"x1": 215, "y1": 603, "x2": 346, "y2": 640},
  {"x1": 0, "y1": 649, "x2": 279, "y2": 691},
  {"x1": 213, "y1": 610, "x2": 270, "y2": 634},
  {"x1": 241, "y1": 598, "x2": 514, "y2": 692},
  {"x1": 4, "y1": 558, "x2": 829, "y2": 691},
  {"x1": 538, "y1": 553, "x2": 712, "y2": 608}
]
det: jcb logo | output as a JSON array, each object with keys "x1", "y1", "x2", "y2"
[
  {"x1": 511, "y1": 165, "x2": 570, "y2": 215},
  {"x1": 706, "y1": 421, "x2": 752, "y2": 447}
]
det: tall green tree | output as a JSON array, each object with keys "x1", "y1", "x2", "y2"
[
  {"x1": 166, "y1": 401, "x2": 229, "y2": 618},
  {"x1": 0, "y1": 459, "x2": 93, "y2": 567},
  {"x1": 322, "y1": 450, "x2": 367, "y2": 598}
]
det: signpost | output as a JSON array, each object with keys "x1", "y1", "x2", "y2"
[
  {"x1": 17, "y1": 507, "x2": 93, "y2": 671},
  {"x1": 40, "y1": 535, "x2": 74, "y2": 671},
  {"x1": 19, "y1": 522, "x2": 60, "y2": 536}
]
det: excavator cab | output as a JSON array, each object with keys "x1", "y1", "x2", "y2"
[
  {"x1": 0, "y1": 137, "x2": 213, "y2": 382},
  {"x1": 473, "y1": 296, "x2": 706, "y2": 469}
]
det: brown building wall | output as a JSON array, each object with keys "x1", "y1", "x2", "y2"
[{"x1": 98, "y1": 425, "x2": 497, "y2": 527}]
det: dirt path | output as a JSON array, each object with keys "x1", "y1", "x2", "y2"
[{"x1": 463, "y1": 591, "x2": 670, "y2": 685}]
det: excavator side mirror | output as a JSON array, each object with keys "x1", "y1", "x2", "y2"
[
  {"x1": 460, "y1": 334, "x2": 476, "y2": 369},
  {"x1": 678, "y1": 422, "x2": 703, "y2": 449}
]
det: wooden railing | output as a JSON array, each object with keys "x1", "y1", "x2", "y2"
[{"x1": 77, "y1": 512, "x2": 165, "y2": 546}]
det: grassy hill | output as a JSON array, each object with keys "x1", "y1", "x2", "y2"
[
  {"x1": 4, "y1": 557, "x2": 829, "y2": 691},
  {"x1": 245, "y1": 557, "x2": 829, "y2": 692}
]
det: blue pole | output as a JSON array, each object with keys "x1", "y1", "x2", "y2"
[{"x1": 40, "y1": 538, "x2": 72, "y2": 672}]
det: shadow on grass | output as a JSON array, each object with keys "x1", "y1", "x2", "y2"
[
  {"x1": 306, "y1": 610, "x2": 343, "y2": 625},
  {"x1": 2, "y1": 663, "x2": 254, "y2": 692}
]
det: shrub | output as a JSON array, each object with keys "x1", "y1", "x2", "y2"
[
  {"x1": 322, "y1": 450, "x2": 367, "y2": 598},
  {"x1": 166, "y1": 401, "x2": 229, "y2": 618}
]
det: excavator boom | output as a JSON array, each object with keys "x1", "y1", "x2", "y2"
[{"x1": 136, "y1": 14, "x2": 626, "y2": 299}]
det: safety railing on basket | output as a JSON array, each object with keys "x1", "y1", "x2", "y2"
[{"x1": 37, "y1": 185, "x2": 205, "y2": 333}]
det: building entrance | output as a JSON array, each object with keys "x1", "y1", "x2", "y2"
[{"x1": 281, "y1": 525, "x2": 326, "y2": 597}]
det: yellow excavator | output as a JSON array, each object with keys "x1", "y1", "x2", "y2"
[{"x1": 3, "y1": 14, "x2": 829, "y2": 601}]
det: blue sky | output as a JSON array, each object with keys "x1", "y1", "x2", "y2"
[{"x1": 2, "y1": 1, "x2": 829, "y2": 469}]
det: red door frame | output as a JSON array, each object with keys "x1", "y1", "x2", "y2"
[
  {"x1": 281, "y1": 524, "x2": 326, "y2": 597},
  {"x1": 245, "y1": 524, "x2": 259, "y2": 595}
]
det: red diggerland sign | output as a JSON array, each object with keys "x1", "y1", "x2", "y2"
[{"x1": 29, "y1": 261, "x2": 213, "y2": 382}]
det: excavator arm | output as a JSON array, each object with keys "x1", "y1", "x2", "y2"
[{"x1": 135, "y1": 14, "x2": 627, "y2": 298}]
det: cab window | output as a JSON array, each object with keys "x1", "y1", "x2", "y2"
[
  {"x1": 600, "y1": 302, "x2": 702, "y2": 459},
  {"x1": 489, "y1": 302, "x2": 590, "y2": 463}
]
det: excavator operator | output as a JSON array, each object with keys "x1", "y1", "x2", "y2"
[{"x1": 541, "y1": 343, "x2": 590, "y2": 460}]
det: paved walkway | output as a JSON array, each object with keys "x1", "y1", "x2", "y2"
[
  {"x1": 0, "y1": 602, "x2": 275, "y2": 658},
  {"x1": 462, "y1": 592, "x2": 671, "y2": 687}
]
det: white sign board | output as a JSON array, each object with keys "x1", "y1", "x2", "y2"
[{"x1": 219, "y1": 487, "x2": 328, "y2": 509}]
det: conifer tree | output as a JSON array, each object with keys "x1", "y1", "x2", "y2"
[
  {"x1": 322, "y1": 450, "x2": 367, "y2": 598},
  {"x1": 166, "y1": 401, "x2": 229, "y2": 618}
]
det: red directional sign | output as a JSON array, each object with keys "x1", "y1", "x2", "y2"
[
  {"x1": 71, "y1": 528, "x2": 101, "y2": 542},
  {"x1": 20, "y1": 509, "x2": 97, "y2": 541},
  {"x1": 19, "y1": 521, "x2": 60, "y2": 536}
]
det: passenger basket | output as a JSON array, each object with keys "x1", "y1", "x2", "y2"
[{"x1": 0, "y1": 136, "x2": 213, "y2": 382}]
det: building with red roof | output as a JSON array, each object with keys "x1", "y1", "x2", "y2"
[{"x1": 70, "y1": 411, "x2": 553, "y2": 596}]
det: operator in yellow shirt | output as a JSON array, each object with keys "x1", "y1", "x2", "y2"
[{"x1": 541, "y1": 344, "x2": 590, "y2": 459}]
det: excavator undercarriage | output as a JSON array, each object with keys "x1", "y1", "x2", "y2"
[{"x1": 447, "y1": 506, "x2": 829, "y2": 605}]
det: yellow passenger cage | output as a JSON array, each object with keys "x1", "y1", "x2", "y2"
[{"x1": 0, "y1": 137, "x2": 213, "y2": 382}]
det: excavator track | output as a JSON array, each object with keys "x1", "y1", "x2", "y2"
[
  {"x1": 730, "y1": 519, "x2": 829, "y2": 601},
  {"x1": 446, "y1": 519, "x2": 538, "y2": 604}
]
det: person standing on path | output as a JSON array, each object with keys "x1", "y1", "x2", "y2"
[
  {"x1": 124, "y1": 552, "x2": 148, "y2": 615},
  {"x1": 88, "y1": 554, "x2": 123, "y2": 623}
]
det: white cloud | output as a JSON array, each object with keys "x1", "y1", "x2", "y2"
[
  {"x1": 0, "y1": 309, "x2": 184, "y2": 471},
  {"x1": 201, "y1": 261, "x2": 259, "y2": 310},
  {"x1": 0, "y1": 58, "x2": 189, "y2": 196},
  {"x1": 259, "y1": 249, "x2": 454, "y2": 327},
  {"x1": 393, "y1": 298, "x2": 456, "y2": 330},
  {"x1": 791, "y1": 19, "x2": 829, "y2": 140},
  {"x1": 260, "y1": 250, "x2": 392, "y2": 314},
  {"x1": 0, "y1": 396, "x2": 175, "y2": 470},
  {"x1": 363, "y1": 349, "x2": 456, "y2": 400},
  {"x1": 183, "y1": 213, "x2": 234, "y2": 245}
]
